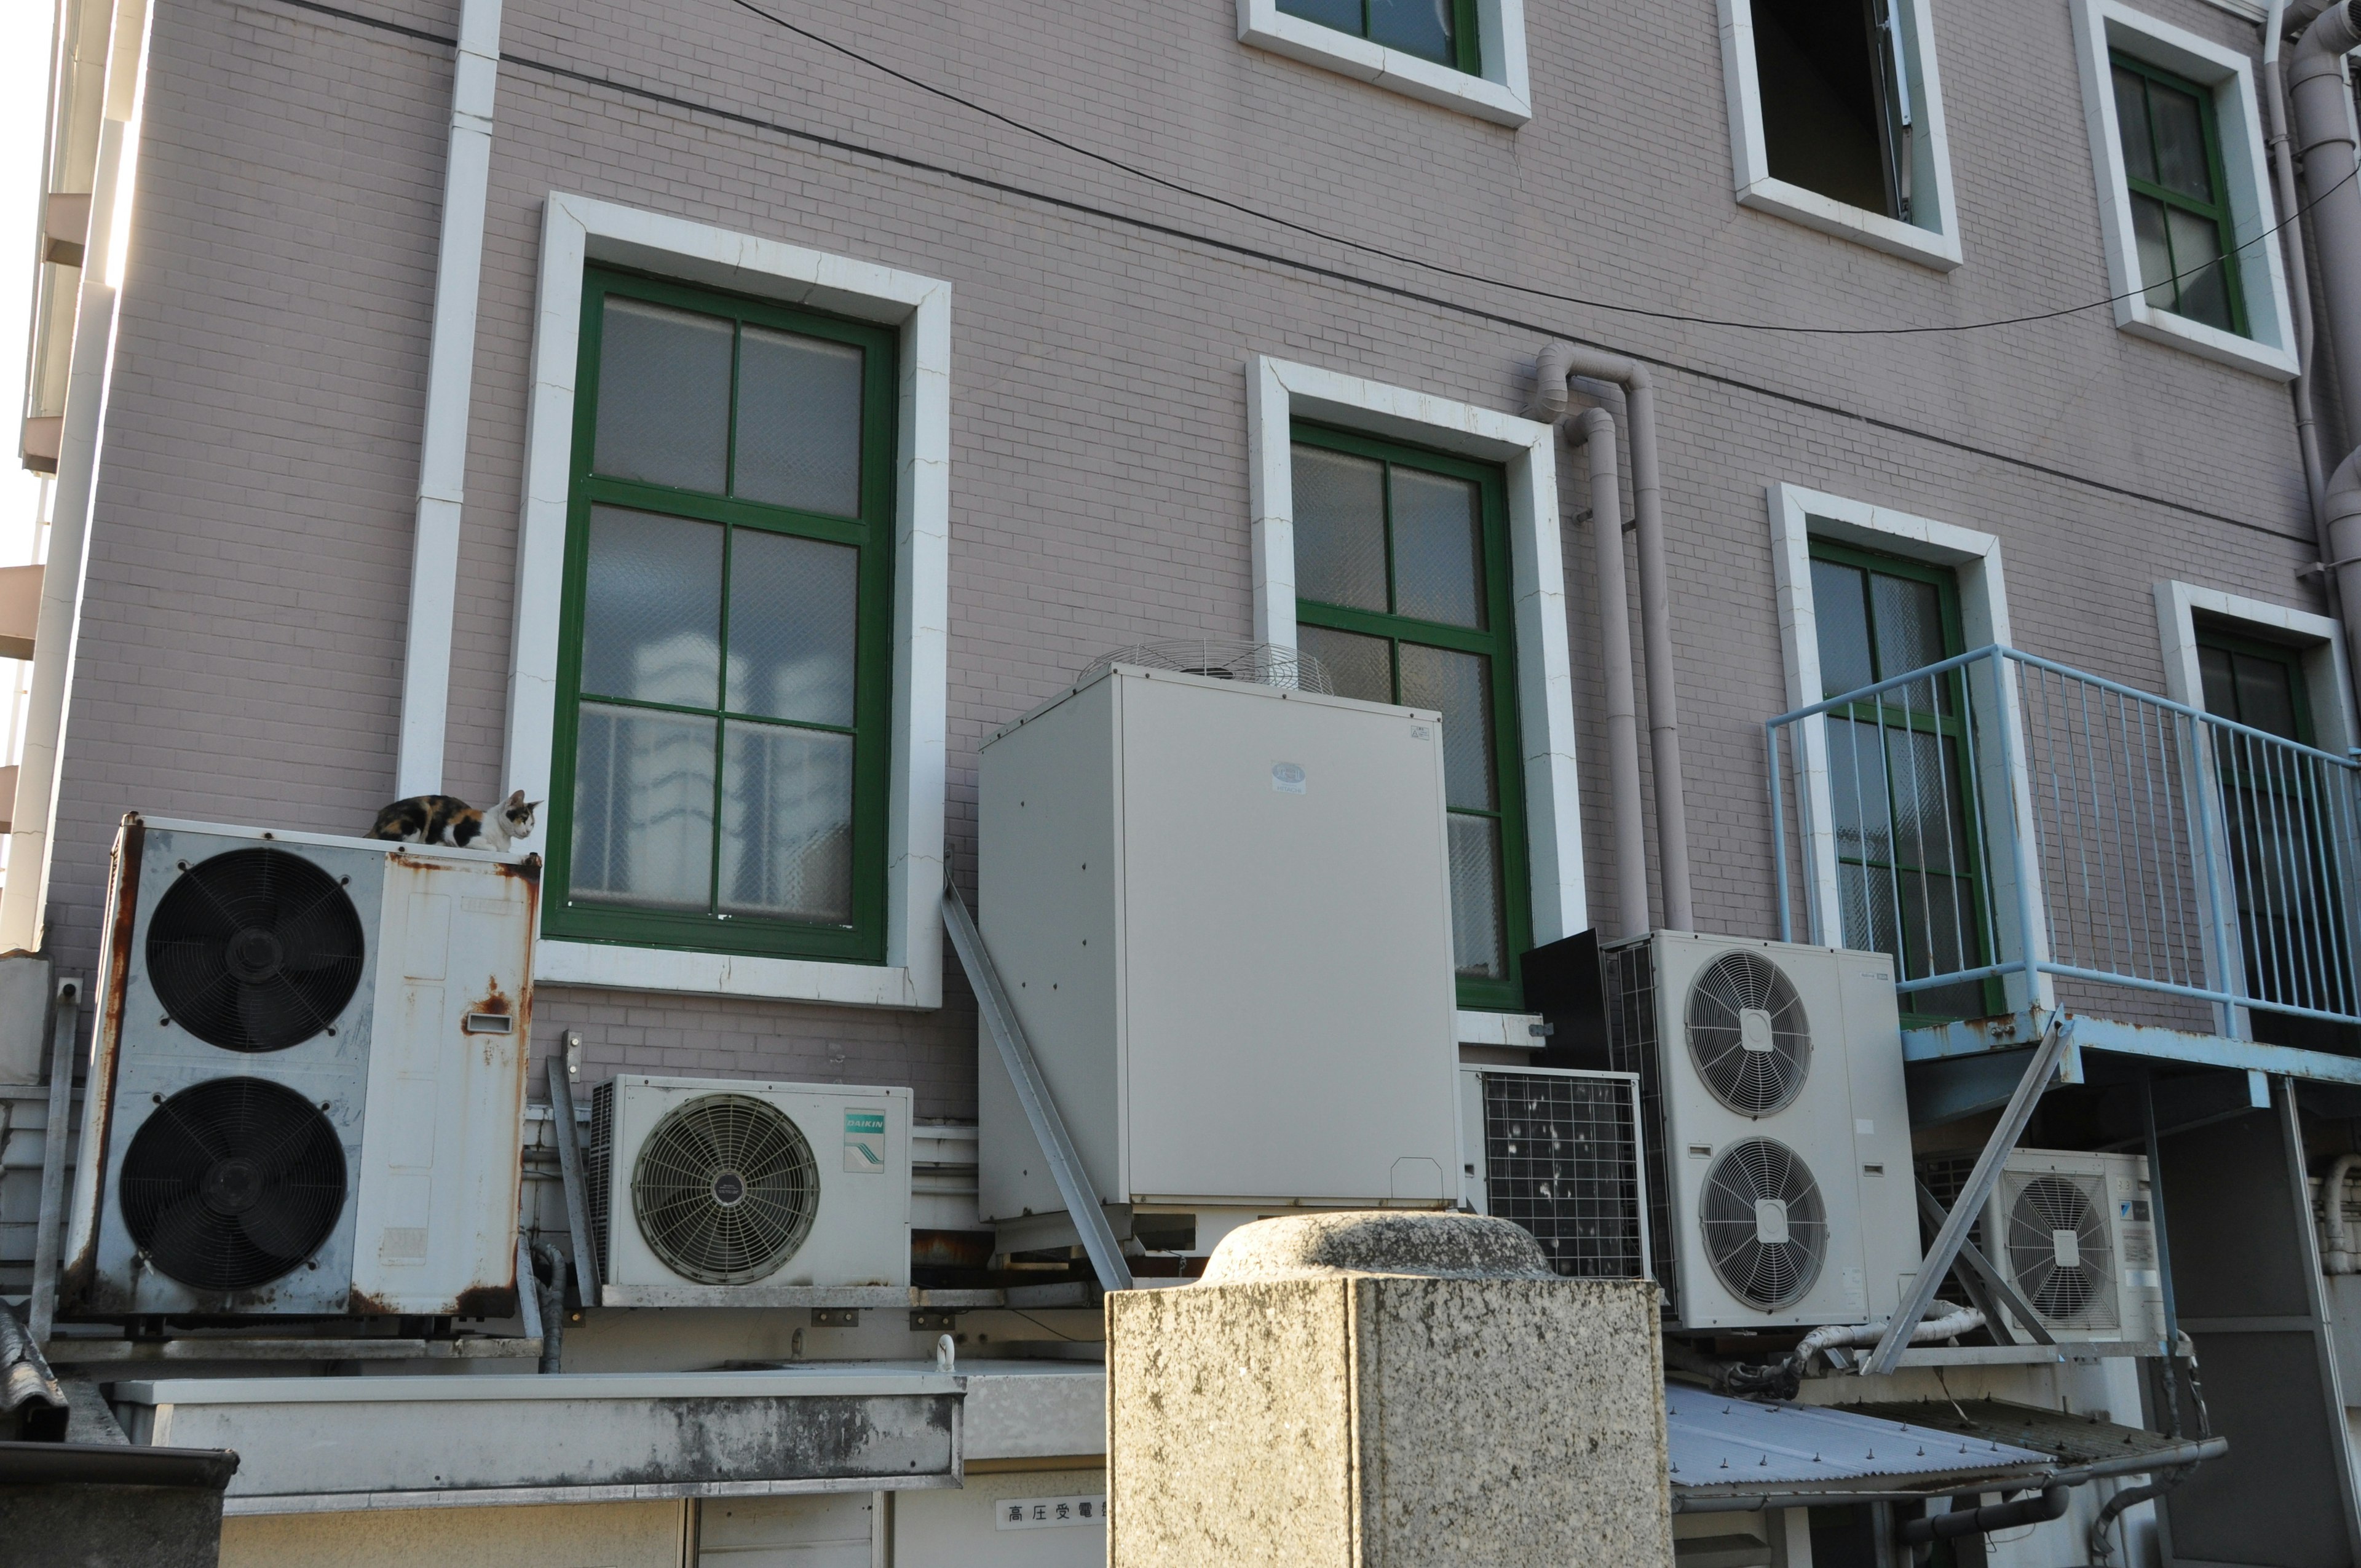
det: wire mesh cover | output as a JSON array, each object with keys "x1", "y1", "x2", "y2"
[
  {"x1": 146, "y1": 848, "x2": 367, "y2": 1053},
  {"x1": 633, "y1": 1094, "x2": 820, "y2": 1285},
  {"x1": 1699, "y1": 1137, "x2": 1828, "y2": 1310},
  {"x1": 2005, "y1": 1173, "x2": 2118, "y2": 1328},
  {"x1": 1685, "y1": 950, "x2": 1812, "y2": 1117},
  {"x1": 1077, "y1": 638, "x2": 1337, "y2": 695},
  {"x1": 119, "y1": 1077, "x2": 348, "y2": 1293},
  {"x1": 1479, "y1": 1073, "x2": 1645, "y2": 1278}
]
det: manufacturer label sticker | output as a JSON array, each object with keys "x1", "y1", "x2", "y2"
[
  {"x1": 844, "y1": 1109, "x2": 887, "y2": 1173},
  {"x1": 1271, "y1": 762, "x2": 1307, "y2": 794}
]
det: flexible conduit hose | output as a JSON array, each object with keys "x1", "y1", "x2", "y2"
[
  {"x1": 2323, "y1": 1152, "x2": 2361, "y2": 1272},
  {"x1": 532, "y1": 1239, "x2": 567, "y2": 1374}
]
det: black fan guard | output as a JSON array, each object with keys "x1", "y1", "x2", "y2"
[
  {"x1": 146, "y1": 847, "x2": 367, "y2": 1052},
  {"x1": 119, "y1": 1077, "x2": 348, "y2": 1293}
]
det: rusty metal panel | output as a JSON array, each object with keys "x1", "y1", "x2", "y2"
[{"x1": 347, "y1": 847, "x2": 537, "y2": 1317}]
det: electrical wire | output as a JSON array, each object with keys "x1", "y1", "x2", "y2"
[{"x1": 717, "y1": 0, "x2": 2359, "y2": 339}]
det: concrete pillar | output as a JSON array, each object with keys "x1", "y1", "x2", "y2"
[{"x1": 1105, "y1": 1211, "x2": 1672, "y2": 1567}]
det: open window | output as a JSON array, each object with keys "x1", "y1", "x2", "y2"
[{"x1": 1719, "y1": 0, "x2": 1961, "y2": 266}]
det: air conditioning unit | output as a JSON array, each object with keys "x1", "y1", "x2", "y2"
[
  {"x1": 62, "y1": 816, "x2": 537, "y2": 1317},
  {"x1": 1979, "y1": 1149, "x2": 2164, "y2": 1345},
  {"x1": 1458, "y1": 1064, "x2": 1650, "y2": 1280},
  {"x1": 588, "y1": 1075, "x2": 911, "y2": 1294},
  {"x1": 1601, "y1": 932, "x2": 1915, "y2": 1331}
]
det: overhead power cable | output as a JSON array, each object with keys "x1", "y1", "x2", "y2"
[{"x1": 718, "y1": 0, "x2": 2355, "y2": 339}]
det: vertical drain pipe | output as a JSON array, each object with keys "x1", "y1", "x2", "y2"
[
  {"x1": 2263, "y1": 0, "x2": 2330, "y2": 539},
  {"x1": 394, "y1": 0, "x2": 504, "y2": 798},
  {"x1": 2290, "y1": 0, "x2": 2361, "y2": 690},
  {"x1": 1572, "y1": 410, "x2": 1651, "y2": 938},
  {"x1": 1530, "y1": 344, "x2": 1694, "y2": 932}
]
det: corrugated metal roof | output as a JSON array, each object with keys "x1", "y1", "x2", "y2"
[{"x1": 1666, "y1": 1384, "x2": 2052, "y2": 1492}]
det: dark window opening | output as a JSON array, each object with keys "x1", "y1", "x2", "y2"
[
  {"x1": 1275, "y1": 0, "x2": 1482, "y2": 73},
  {"x1": 1754, "y1": 0, "x2": 1916, "y2": 221}
]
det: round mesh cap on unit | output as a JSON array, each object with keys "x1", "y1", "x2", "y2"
[
  {"x1": 1685, "y1": 949, "x2": 1812, "y2": 1116},
  {"x1": 118, "y1": 1077, "x2": 349, "y2": 1293},
  {"x1": 1076, "y1": 638, "x2": 1337, "y2": 695},
  {"x1": 2006, "y1": 1173, "x2": 2117, "y2": 1326},
  {"x1": 1699, "y1": 1137, "x2": 1828, "y2": 1311},
  {"x1": 633, "y1": 1094, "x2": 820, "y2": 1285},
  {"x1": 146, "y1": 847, "x2": 367, "y2": 1053}
]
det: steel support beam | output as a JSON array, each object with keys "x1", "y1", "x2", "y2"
[
  {"x1": 544, "y1": 1056, "x2": 601, "y2": 1305},
  {"x1": 26, "y1": 978, "x2": 80, "y2": 1344},
  {"x1": 1913, "y1": 1181, "x2": 2052, "y2": 1347}
]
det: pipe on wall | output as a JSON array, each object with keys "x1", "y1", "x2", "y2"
[
  {"x1": 2263, "y1": 0, "x2": 2330, "y2": 537},
  {"x1": 1530, "y1": 343, "x2": 1693, "y2": 932},
  {"x1": 2289, "y1": 0, "x2": 2361, "y2": 689},
  {"x1": 394, "y1": 0, "x2": 505, "y2": 798},
  {"x1": 1571, "y1": 408, "x2": 1650, "y2": 938}
]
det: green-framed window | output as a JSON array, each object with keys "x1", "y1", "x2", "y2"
[
  {"x1": 1276, "y1": 0, "x2": 1481, "y2": 73},
  {"x1": 1289, "y1": 424, "x2": 1529, "y2": 1010},
  {"x1": 545, "y1": 267, "x2": 898, "y2": 963},
  {"x1": 2111, "y1": 53, "x2": 2247, "y2": 336},
  {"x1": 1809, "y1": 540, "x2": 1999, "y2": 1024}
]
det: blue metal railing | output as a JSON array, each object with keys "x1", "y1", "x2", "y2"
[{"x1": 1768, "y1": 645, "x2": 2361, "y2": 1032}]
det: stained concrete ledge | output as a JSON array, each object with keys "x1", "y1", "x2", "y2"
[{"x1": 1107, "y1": 1213, "x2": 1672, "y2": 1567}]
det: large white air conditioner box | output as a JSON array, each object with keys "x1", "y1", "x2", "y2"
[
  {"x1": 588, "y1": 1075, "x2": 912, "y2": 1295},
  {"x1": 976, "y1": 662, "x2": 1460, "y2": 1240},
  {"x1": 1602, "y1": 931, "x2": 1916, "y2": 1331},
  {"x1": 1978, "y1": 1149, "x2": 2164, "y2": 1345},
  {"x1": 63, "y1": 815, "x2": 537, "y2": 1318}
]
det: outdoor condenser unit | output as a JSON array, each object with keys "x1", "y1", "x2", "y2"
[
  {"x1": 1602, "y1": 931, "x2": 1916, "y2": 1331},
  {"x1": 63, "y1": 816, "x2": 537, "y2": 1317},
  {"x1": 976, "y1": 660, "x2": 1460, "y2": 1238},
  {"x1": 1458, "y1": 1064, "x2": 1651, "y2": 1280},
  {"x1": 588, "y1": 1075, "x2": 911, "y2": 1294},
  {"x1": 1979, "y1": 1149, "x2": 2164, "y2": 1345}
]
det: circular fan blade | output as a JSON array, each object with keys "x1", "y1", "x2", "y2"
[
  {"x1": 1685, "y1": 952, "x2": 1812, "y2": 1117},
  {"x1": 633, "y1": 1094, "x2": 820, "y2": 1285},
  {"x1": 119, "y1": 1078, "x2": 347, "y2": 1292},
  {"x1": 147, "y1": 849, "x2": 366, "y2": 1051},
  {"x1": 1698, "y1": 1137, "x2": 1827, "y2": 1310}
]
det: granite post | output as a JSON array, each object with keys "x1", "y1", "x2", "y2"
[{"x1": 1105, "y1": 1211, "x2": 1672, "y2": 1567}]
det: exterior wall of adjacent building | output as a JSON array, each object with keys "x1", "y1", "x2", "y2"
[{"x1": 36, "y1": 0, "x2": 2324, "y2": 1112}]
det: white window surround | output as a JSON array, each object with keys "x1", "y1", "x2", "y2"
[
  {"x1": 1236, "y1": 0, "x2": 1532, "y2": 127},
  {"x1": 505, "y1": 192, "x2": 949, "y2": 1009},
  {"x1": 1765, "y1": 483, "x2": 2052, "y2": 1010},
  {"x1": 1245, "y1": 355, "x2": 1582, "y2": 1046},
  {"x1": 2070, "y1": 0, "x2": 2300, "y2": 380},
  {"x1": 1715, "y1": 0, "x2": 1963, "y2": 269}
]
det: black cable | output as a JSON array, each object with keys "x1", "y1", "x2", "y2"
[
  {"x1": 248, "y1": 0, "x2": 2319, "y2": 540},
  {"x1": 717, "y1": 0, "x2": 2357, "y2": 339}
]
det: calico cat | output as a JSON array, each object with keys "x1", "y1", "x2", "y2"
[{"x1": 367, "y1": 789, "x2": 539, "y2": 851}]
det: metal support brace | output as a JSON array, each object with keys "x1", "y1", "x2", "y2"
[
  {"x1": 27, "y1": 977, "x2": 81, "y2": 1344},
  {"x1": 943, "y1": 881, "x2": 1134, "y2": 1294},
  {"x1": 1865, "y1": 1013, "x2": 2070, "y2": 1376},
  {"x1": 545, "y1": 1056, "x2": 602, "y2": 1307},
  {"x1": 1913, "y1": 1181, "x2": 2054, "y2": 1347}
]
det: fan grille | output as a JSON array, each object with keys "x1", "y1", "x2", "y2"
[
  {"x1": 1699, "y1": 1137, "x2": 1827, "y2": 1310},
  {"x1": 1685, "y1": 950, "x2": 1812, "y2": 1116},
  {"x1": 2006, "y1": 1173, "x2": 2118, "y2": 1327},
  {"x1": 119, "y1": 1077, "x2": 347, "y2": 1293},
  {"x1": 146, "y1": 848, "x2": 367, "y2": 1052},
  {"x1": 632, "y1": 1094, "x2": 820, "y2": 1285}
]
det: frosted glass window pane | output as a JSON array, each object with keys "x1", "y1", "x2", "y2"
[
  {"x1": 2131, "y1": 195, "x2": 2176, "y2": 311},
  {"x1": 2113, "y1": 67, "x2": 2156, "y2": 184},
  {"x1": 727, "y1": 530, "x2": 859, "y2": 726},
  {"x1": 571, "y1": 703, "x2": 714, "y2": 909},
  {"x1": 580, "y1": 507, "x2": 722, "y2": 708},
  {"x1": 1870, "y1": 571, "x2": 1948, "y2": 715},
  {"x1": 1449, "y1": 815, "x2": 1505, "y2": 980},
  {"x1": 1277, "y1": 0, "x2": 1362, "y2": 31},
  {"x1": 2148, "y1": 81, "x2": 2213, "y2": 201},
  {"x1": 1296, "y1": 624, "x2": 1392, "y2": 705},
  {"x1": 1810, "y1": 558, "x2": 1872, "y2": 699},
  {"x1": 1391, "y1": 467, "x2": 1484, "y2": 628},
  {"x1": 2166, "y1": 207, "x2": 2233, "y2": 330},
  {"x1": 735, "y1": 327, "x2": 864, "y2": 517},
  {"x1": 1369, "y1": 0, "x2": 1453, "y2": 63},
  {"x1": 720, "y1": 723, "x2": 855, "y2": 923},
  {"x1": 1293, "y1": 445, "x2": 1388, "y2": 612},
  {"x1": 1401, "y1": 643, "x2": 1494, "y2": 809},
  {"x1": 594, "y1": 298, "x2": 732, "y2": 493}
]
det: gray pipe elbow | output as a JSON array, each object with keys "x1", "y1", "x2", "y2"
[
  {"x1": 2293, "y1": 1, "x2": 2361, "y2": 100},
  {"x1": 1528, "y1": 342, "x2": 1576, "y2": 421},
  {"x1": 1572, "y1": 406, "x2": 1616, "y2": 445}
]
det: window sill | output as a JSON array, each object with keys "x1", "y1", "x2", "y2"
[
  {"x1": 2115, "y1": 304, "x2": 2297, "y2": 381},
  {"x1": 1236, "y1": 2, "x2": 1531, "y2": 127},
  {"x1": 1736, "y1": 178, "x2": 1963, "y2": 272},
  {"x1": 536, "y1": 938, "x2": 938, "y2": 1008}
]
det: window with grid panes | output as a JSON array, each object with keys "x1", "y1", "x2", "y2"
[
  {"x1": 2111, "y1": 55, "x2": 2247, "y2": 335},
  {"x1": 1289, "y1": 425, "x2": 1529, "y2": 1010},
  {"x1": 546, "y1": 268, "x2": 896, "y2": 962},
  {"x1": 1276, "y1": 0, "x2": 1481, "y2": 71},
  {"x1": 1808, "y1": 540, "x2": 1998, "y2": 1023}
]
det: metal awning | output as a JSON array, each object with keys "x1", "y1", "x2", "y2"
[
  {"x1": 1835, "y1": 1397, "x2": 2220, "y2": 1476},
  {"x1": 1668, "y1": 1384, "x2": 2050, "y2": 1500}
]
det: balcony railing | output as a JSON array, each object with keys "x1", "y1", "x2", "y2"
[{"x1": 1768, "y1": 645, "x2": 2361, "y2": 1034}]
